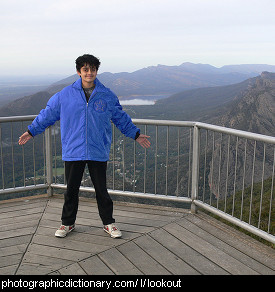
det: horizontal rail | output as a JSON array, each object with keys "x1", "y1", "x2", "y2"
[
  {"x1": 0, "y1": 184, "x2": 47, "y2": 195},
  {"x1": 132, "y1": 119, "x2": 196, "y2": 127},
  {"x1": 133, "y1": 119, "x2": 275, "y2": 144},
  {"x1": 0, "y1": 115, "x2": 36, "y2": 123},
  {"x1": 196, "y1": 122, "x2": 275, "y2": 144}
]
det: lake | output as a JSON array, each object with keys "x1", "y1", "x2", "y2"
[{"x1": 119, "y1": 94, "x2": 170, "y2": 106}]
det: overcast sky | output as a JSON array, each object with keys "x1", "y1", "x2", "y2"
[{"x1": 0, "y1": 0, "x2": 274, "y2": 77}]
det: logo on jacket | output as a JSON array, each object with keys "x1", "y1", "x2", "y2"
[{"x1": 93, "y1": 99, "x2": 107, "y2": 113}]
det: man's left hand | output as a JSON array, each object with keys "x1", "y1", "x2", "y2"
[{"x1": 136, "y1": 134, "x2": 151, "y2": 149}]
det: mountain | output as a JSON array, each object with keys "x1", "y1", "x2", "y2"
[
  {"x1": 206, "y1": 72, "x2": 275, "y2": 199},
  {"x1": 0, "y1": 91, "x2": 51, "y2": 117},
  {"x1": 133, "y1": 71, "x2": 275, "y2": 133},
  {"x1": 217, "y1": 72, "x2": 275, "y2": 134},
  {"x1": 148, "y1": 78, "x2": 252, "y2": 121},
  {"x1": 48, "y1": 63, "x2": 275, "y2": 97}
]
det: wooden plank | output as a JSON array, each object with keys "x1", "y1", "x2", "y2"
[
  {"x1": 16, "y1": 263, "x2": 58, "y2": 275},
  {"x1": 0, "y1": 206, "x2": 45, "y2": 220},
  {"x1": 0, "y1": 195, "x2": 48, "y2": 206},
  {"x1": 164, "y1": 221, "x2": 259, "y2": 275},
  {"x1": 134, "y1": 234, "x2": 200, "y2": 275},
  {"x1": 32, "y1": 234, "x2": 111, "y2": 254},
  {"x1": 1, "y1": 213, "x2": 41, "y2": 231},
  {"x1": 0, "y1": 200, "x2": 47, "y2": 213},
  {"x1": 149, "y1": 227, "x2": 229, "y2": 275},
  {"x1": 194, "y1": 213, "x2": 275, "y2": 271},
  {"x1": 0, "y1": 254, "x2": 22, "y2": 269},
  {"x1": 0, "y1": 243, "x2": 27, "y2": 257},
  {"x1": 0, "y1": 226, "x2": 36, "y2": 240},
  {"x1": 114, "y1": 222, "x2": 154, "y2": 234},
  {"x1": 21, "y1": 253, "x2": 74, "y2": 273},
  {"x1": 116, "y1": 215, "x2": 169, "y2": 228},
  {"x1": 26, "y1": 243, "x2": 91, "y2": 262},
  {"x1": 98, "y1": 248, "x2": 143, "y2": 275},
  {"x1": 0, "y1": 264, "x2": 18, "y2": 275},
  {"x1": 117, "y1": 241, "x2": 171, "y2": 275},
  {"x1": 1, "y1": 218, "x2": 40, "y2": 232},
  {"x1": 58, "y1": 263, "x2": 87, "y2": 275},
  {"x1": 113, "y1": 209, "x2": 181, "y2": 222},
  {"x1": 184, "y1": 214, "x2": 275, "y2": 274},
  {"x1": 79, "y1": 255, "x2": 115, "y2": 275},
  {"x1": 0, "y1": 234, "x2": 32, "y2": 248}
]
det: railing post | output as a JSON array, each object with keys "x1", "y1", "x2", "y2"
[
  {"x1": 45, "y1": 126, "x2": 53, "y2": 197},
  {"x1": 191, "y1": 124, "x2": 200, "y2": 213}
]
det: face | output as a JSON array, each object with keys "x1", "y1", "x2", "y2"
[{"x1": 77, "y1": 63, "x2": 97, "y2": 86}]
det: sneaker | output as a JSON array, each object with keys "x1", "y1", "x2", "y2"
[
  {"x1": 103, "y1": 223, "x2": 122, "y2": 238},
  {"x1": 55, "y1": 224, "x2": 75, "y2": 238}
]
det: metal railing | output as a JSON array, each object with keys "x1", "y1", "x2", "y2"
[{"x1": 0, "y1": 115, "x2": 274, "y2": 244}]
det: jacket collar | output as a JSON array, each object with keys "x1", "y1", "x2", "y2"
[{"x1": 72, "y1": 77, "x2": 107, "y2": 92}]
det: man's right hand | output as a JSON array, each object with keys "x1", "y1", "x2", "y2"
[{"x1": 18, "y1": 131, "x2": 32, "y2": 145}]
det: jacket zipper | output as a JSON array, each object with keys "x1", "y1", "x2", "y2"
[
  {"x1": 86, "y1": 102, "x2": 88, "y2": 159},
  {"x1": 83, "y1": 88, "x2": 97, "y2": 160}
]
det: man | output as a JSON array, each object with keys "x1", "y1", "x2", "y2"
[{"x1": 18, "y1": 54, "x2": 150, "y2": 238}]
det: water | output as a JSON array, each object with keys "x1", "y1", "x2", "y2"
[
  {"x1": 119, "y1": 94, "x2": 170, "y2": 106},
  {"x1": 120, "y1": 99, "x2": 156, "y2": 105}
]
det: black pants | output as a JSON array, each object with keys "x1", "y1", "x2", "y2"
[{"x1": 61, "y1": 161, "x2": 115, "y2": 226}]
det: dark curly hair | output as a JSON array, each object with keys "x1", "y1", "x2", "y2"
[{"x1": 75, "y1": 54, "x2": 101, "y2": 72}]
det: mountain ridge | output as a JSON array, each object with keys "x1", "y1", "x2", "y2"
[{"x1": 48, "y1": 63, "x2": 275, "y2": 97}]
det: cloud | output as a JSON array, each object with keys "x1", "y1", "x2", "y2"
[{"x1": 0, "y1": 0, "x2": 274, "y2": 75}]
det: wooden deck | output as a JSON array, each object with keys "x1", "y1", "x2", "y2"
[{"x1": 0, "y1": 194, "x2": 274, "y2": 275}]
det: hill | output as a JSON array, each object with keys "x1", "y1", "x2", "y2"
[
  {"x1": 48, "y1": 63, "x2": 275, "y2": 97},
  {"x1": 147, "y1": 78, "x2": 252, "y2": 121},
  {"x1": 0, "y1": 91, "x2": 51, "y2": 117},
  {"x1": 218, "y1": 72, "x2": 275, "y2": 134}
]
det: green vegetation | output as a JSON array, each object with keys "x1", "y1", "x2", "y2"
[{"x1": 209, "y1": 176, "x2": 274, "y2": 239}]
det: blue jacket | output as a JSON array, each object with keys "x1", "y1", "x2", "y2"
[{"x1": 28, "y1": 77, "x2": 140, "y2": 161}]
